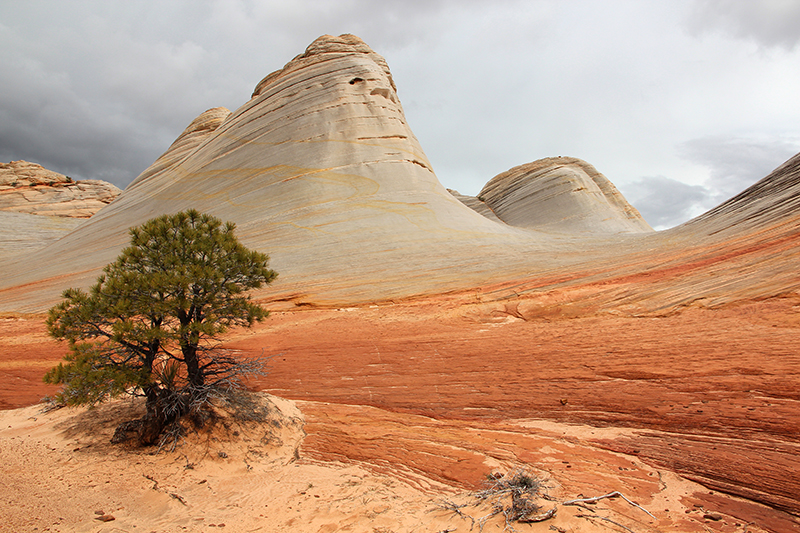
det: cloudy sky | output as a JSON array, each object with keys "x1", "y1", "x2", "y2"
[{"x1": 1, "y1": 0, "x2": 799, "y2": 229}]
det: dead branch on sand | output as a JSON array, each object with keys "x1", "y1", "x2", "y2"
[
  {"x1": 437, "y1": 469, "x2": 556, "y2": 532},
  {"x1": 563, "y1": 491, "x2": 656, "y2": 520},
  {"x1": 436, "y1": 499, "x2": 476, "y2": 529},
  {"x1": 576, "y1": 514, "x2": 636, "y2": 533},
  {"x1": 437, "y1": 470, "x2": 657, "y2": 533}
]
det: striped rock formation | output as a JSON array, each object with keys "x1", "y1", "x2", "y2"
[
  {"x1": 0, "y1": 161, "x2": 121, "y2": 258},
  {"x1": 458, "y1": 157, "x2": 652, "y2": 234},
  {"x1": 0, "y1": 160, "x2": 121, "y2": 218},
  {"x1": 2, "y1": 34, "x2": 800, "y2": 529},
  {"x1": 0, "y1": 34, "x2": 798, "y2": 317}
]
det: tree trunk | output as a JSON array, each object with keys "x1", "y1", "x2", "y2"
[
  {"x1": 137, "y1": 386, "x2": 176, "y2": 446},
  {"x1": 110, "y1": 394, "x2": 171, "y2": 446},
  {"x1": 183, "y1": 342, "x2": 205, "y2": 389}
]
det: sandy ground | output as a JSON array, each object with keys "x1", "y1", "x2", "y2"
[
  {"x1": 1, "y1": 298, "x2": 799, "y2": 532},
  {"x1": 0, "y1": 394, "x2": 767, "y2": 533}
]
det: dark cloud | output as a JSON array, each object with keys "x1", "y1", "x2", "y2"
[
  {"x1": 621, "y1": 176, "x2": 714, "y2": 230},
  {"x1": 621, "y1": 137, "x2": 800, "y2": 230},
  {"x1": 0, "y1": 2, "x2": 234, "y2": 186},
  {"x1": 0, "y1": 0, "x2": 799, "y2": 229},
  {"x1": 686, "y1": 0, "x2": 800, "y2": 50},
  {"x1": 0, "y1": 53, "x2": 175, "y2": 186},
  {"x1": 678, "y1": 136, "x2": 800, "y2": 202}
]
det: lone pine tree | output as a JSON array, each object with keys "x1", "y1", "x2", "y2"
[{"x1": 45, "y1": 210, "x2": 277, "y2": 445}]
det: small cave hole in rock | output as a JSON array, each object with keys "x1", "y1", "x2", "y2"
[
  {"x1": 349, "y1": 77, "x2": 364, "y2": 85},
  {"x1": 370, "y1": 87, "x2": 395, "y2": 102}
]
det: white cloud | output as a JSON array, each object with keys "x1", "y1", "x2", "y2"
[
  {"x1": 678, "y1": 136, "x2": 800, "y2": 202},
  {"x1": 686, "y1": 0, "x2": 800, "y2": 50},
  {"x1": 0, "y1": 0, "x2": 799, "y2": 227},
  {"x1": 622, "y1": 176, "x2": 714, "y2": 230}
]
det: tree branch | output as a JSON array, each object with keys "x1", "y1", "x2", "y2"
[{"x1": 563, "y1": 492, "x2": 655, "y2": 520}]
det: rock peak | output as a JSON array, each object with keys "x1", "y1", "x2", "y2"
[
  {"x1": 175, "y1": 107, "x2": 231, "y2": 140},
  {"x1": 252, "y1": 33, "x2": 395, "y2": 98},
  {"x1": 469, "y1": 156, "x2": 652, "y2": 234},
  {"x1": 301, "y1": 33, "x2": 373, "y2": 56},
  {"x1": 127, "y1": 107, "x2": 231, "y2": 190}
]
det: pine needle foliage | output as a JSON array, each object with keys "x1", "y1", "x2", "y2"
[{"x1": 45, "y1": 210, "x2": 277, "y2": 445}]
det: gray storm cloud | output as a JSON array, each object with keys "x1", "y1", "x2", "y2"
[
  {"x1": 686, "y1": 0, "x2": 800, "y2": 50},
  {"x1": 0, "y1": 0, "x2": 798, "y2": 227}
]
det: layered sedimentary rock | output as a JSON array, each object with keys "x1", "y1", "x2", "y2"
[
  {"x1": 2, "y1": 34, "x2": 800, "y2": 530},
  {"x1": 0, "y1": 34, "x2": 578, "y2": 312},
  {"x1": 458, "y1": 157, "x2": 652, "y2": 234},
  {"x1": 0, "y1": 33, "x2": 798, "y2": 319},
  {"x1": 0, "y1": 160, "x2": 121, "y2": 218},
  {"x1": 0, "y1": 211, "x2": 84, "y2": 258}
]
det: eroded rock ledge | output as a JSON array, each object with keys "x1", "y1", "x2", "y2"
[{"x1": 0, "y1": 160, "x2": 121, "y2": 218}]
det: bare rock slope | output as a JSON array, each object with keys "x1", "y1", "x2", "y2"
[
  {"x1": 0, "y1": 161, "x2": 121, "y2": 258},
  {"x1": 0, "y1": 211, "x2": 84, "y2": 258},
  {"x1": 459, "y1": 156, "x2": 652, "y2": 234},
  {"x1": 1, "y1": 34, "x2": 799, "y2": 531},
  {"x1": 2, "y1": 34, "x2": 797, "y2": 315}
]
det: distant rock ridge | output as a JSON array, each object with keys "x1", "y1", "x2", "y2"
[
  {"x1": 446, "y1": 189, "x2": 504, "y2": 223},
  {"x1": 127, "y1": 107, "x2": 232, "y2": 189},
  {"x1": 679, "y1": 151, "x2": 800, "y2": 235},
  {"x1": 455, "y1": 157, "x2": 652, "y2": 234},
  {"x1": 0, "y1": 160, "x2": 121, "y2": 218}
]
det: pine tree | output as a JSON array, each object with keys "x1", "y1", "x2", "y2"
[{"x1": 45, "y1": 210, "x2": 277, "y2": 445}]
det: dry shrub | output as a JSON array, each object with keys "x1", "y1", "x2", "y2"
[{"x1": 438, "y1": 469, "x2": 555, "y2": 532}]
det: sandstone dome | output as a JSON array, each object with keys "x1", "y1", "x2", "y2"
[
  {"x1": 472, "y1": 157, "x2": 652, "y2": 234},
  {"x1": 0, "y1": 34, "x2": 798, "y2": 316}
]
